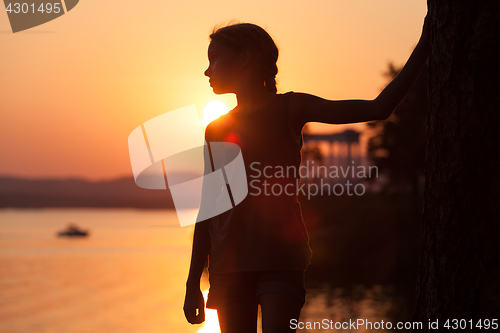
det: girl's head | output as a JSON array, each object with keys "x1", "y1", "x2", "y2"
[{"x1": 204, "y1": 23, "x2": 279, "y2": 94}]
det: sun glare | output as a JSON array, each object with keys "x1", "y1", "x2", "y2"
[
  {"x1": 202, "y1": 101, "x2": 229, "y2": 126},
  {"x1": 197, "y1": 290, "x2": 221, "y2": 333}
]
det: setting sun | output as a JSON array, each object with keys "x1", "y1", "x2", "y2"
[{"x1": 202, "y1": 101, "x2": 230, "y2": 126}]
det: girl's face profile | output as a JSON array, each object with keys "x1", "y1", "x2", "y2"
[{"x1": 204, "y1": 40, "x2": 241, "y2": 94}]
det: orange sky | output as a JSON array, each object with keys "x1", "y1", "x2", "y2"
[{"x1": 0, "y1": 0, "x2": 426, "y2": 180}]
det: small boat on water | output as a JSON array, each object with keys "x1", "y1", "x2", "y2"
[{"x1": 57, "y1": 224, "x2": 89, "y2": 237}]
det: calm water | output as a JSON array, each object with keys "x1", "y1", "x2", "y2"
[{"x1": 0, "y1": 209, "x2": 405, "y2": 333}]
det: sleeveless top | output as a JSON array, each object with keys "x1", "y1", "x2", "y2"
[{"x1": 204, "y1": 91, "x2": 313, "y2": 273}]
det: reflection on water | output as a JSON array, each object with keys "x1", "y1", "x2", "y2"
[
  {"x1": 0, "y1": 208, "x2": 200, "y2": 333},
  {"x1": 0, "y1": 209, "x2": 412, "y2": 333},
  {"x1": 299, "y1": 285, "x2": 409, "y2": 332}
]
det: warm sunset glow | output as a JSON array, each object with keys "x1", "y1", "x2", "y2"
[
  {"x1": 197, "y1": 290, "x2": 221, "y2": 333},
  {"x1": 202, "y1": 101, "x2": 230, "y2": 126},
  {"x1": 0, "y1": 1, "x2": 427, "y2": 180}
]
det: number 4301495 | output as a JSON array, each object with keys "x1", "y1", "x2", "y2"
[
  {"x1": 444, "y1": 319, "x2": 498, "y2": 330},
  {"x1": 5, "y1": 3, "x2": 61, "y2": 14}
]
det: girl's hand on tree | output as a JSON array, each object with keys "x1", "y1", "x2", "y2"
[{"x1": 183, "y1": 286, "x2": 206, "y2": 324}]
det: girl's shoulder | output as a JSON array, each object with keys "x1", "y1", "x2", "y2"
[{"x1": 204, "y1": 112, "x2": 233, "y2": 141}]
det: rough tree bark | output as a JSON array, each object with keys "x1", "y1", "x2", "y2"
[{"x1": 413, "y1": 0, "x2": 500, "y2": 331}]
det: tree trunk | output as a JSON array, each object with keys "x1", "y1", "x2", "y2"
[{"x1": 413, "y1": 0, "x2": 500, "y2": 330}]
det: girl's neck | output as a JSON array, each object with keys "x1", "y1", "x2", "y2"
[{"x1": 235, "y1": 84, "x2": 276, "y2": 114}]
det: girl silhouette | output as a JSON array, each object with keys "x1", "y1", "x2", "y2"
[{"x1": 185, "y1": 17, "x2": 430, "y2": 333}]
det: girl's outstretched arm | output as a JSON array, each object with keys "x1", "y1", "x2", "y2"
[{"x1": 291, "y1": 15, "x2": 430, "y2": 125}]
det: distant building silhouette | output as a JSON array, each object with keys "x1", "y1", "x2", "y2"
[{"x1": 301, "y1": 129, "x2": 365, "y2": 185}]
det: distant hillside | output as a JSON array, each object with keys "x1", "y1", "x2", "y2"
[{"x1": 0, "y1": 176, "x2": 181, "y2": 209}]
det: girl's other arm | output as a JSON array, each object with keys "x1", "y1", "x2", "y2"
[
  {"x1": 184, "y1": 135, "x2": 215, "y2": 325},
  {"x1": 184, "y1": 220, "x2": 210, "y2": 324}
]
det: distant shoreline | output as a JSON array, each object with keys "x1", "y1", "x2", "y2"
[{"x1": 0, "y1": 176, "x2": 176, "y2": 209}]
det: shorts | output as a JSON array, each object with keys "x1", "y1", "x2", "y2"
[{"x1": 206, "y1": 270, "x2": 306, "y2": 310}]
